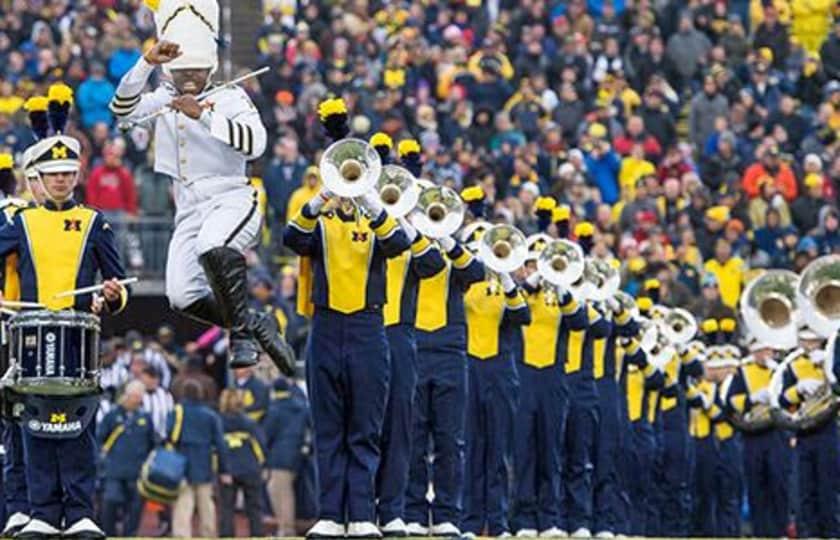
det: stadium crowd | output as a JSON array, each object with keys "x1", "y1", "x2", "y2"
[{"x1": 0, "y1": 0, "x2": 839, "y2": 536}]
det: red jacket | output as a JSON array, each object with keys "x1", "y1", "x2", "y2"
[
  {"x1": 741, "y1": 162, "x2": 798, "y2": 201},
  {"x1": 613, "y1": 134, "x2": 663, "y2": 159},
  {"x1": 85, "y1": 164, "x2": 138, "y2": 214}
]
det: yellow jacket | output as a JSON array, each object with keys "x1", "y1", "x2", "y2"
[
  {"x1": 790, "y1": 0, "x2": 833, "y2": 53},
  {"x1": 704, "y1": 257, "x2": 745, "y2": 308}
]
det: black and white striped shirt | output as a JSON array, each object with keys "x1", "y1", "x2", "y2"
[
  {"x1": 117, "y1": 349, "x2": 173, "y2": 389},
  {"x1": 142, "y1": 387, "x2": 174, "y2": 439}
]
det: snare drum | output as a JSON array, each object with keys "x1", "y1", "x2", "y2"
[{"x1": 8, "y1": 310, "x2": 101, "y2": 395}]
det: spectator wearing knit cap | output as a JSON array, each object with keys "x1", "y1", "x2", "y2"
[{"x1": 790, "y1": 173, "x2": 828, "y2": 234}]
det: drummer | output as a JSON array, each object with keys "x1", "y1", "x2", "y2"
[{"x1": 0, "y1": 84, "x2": 129, "y2": 539}]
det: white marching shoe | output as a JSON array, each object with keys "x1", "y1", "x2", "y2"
[
  {"x1": 405, "y1": 522, "x2": 429, "y2": 536},
  {"x1": 61, "y1": 518, "x2": 105, "y2": 539},
  {"x1": 15, "y1": 518, "x2": 61, "y2": 539},
  {"x1": 347, "y1": 521, "x2": 383, "y2": 538},
  {"x1": 2, "y1": 513, "x2": 29, "y2": 536},
  {"x1": 594, "y1": 531, "x2": 614, "y2": 539},
  {"x1": 570, "y1": 528, "x2": 592, "y2": 538},
  {"x1": 539, "y1": 528, "x2": 569, "y2": 537},
  {"x1": 516, "y1": 529, "x2": 539, "y2": 537},
  {"x1": 380, "y1": 518, "x2": 408, "y2": 537},
  {"x1": 430, "y1": 522, "x2": 462, "y2": 537},
  {"x1": 306, "y1": 519, "x2": 347, "y2": 538},
  {"x1": 499, "y1": 532, "x2": 513, "y2": 538}
]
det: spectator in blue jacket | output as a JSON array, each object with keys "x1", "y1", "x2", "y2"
[
  {"x1": 76, "y1": 62, "x2": 114, "y2": 129},
  {"x1": 218, "y1": 389, "x2": 267, "y2": 538},
  {"x1": 233, "y1": 366, "x2": 270, "y2": 423},
  {"x1": 584, "y1": 129, "x2": 621, "y2": 204},
  {"x1": 168, "y1": 380, "x2": 230, "y2": 538},
  {"x1": 264, "y1": 377, "x2": 311, "y2": 537},
  {"x1": 97, "y1": 380, "x2": 157, "y2": 537}
]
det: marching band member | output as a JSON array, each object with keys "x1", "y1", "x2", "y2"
[
  {"x1": 0, "y1": 152, "x2": 30, "y2": 537},
  {"x1": 722, "y1": 340, "x2": 789, "y2": 538},
  {"x1": 283, "y1": 99, "x2": 411, "y2": 538},
  {"x1": 404, "y1": 185, "x2": 485, "y2": 538},
  {"x1": 617, "y1": 310, "x2": 663, "y2": 537},
  {"x1": 775, "y1": 327, "x2": 839, "y2": 538},
  {"x1": 109, "y1": 1, "x2": 293, "y2": 373},
  {"x1": 511, "y1": 202, "x2": 584, "y2": 538},
  {"x1": 711, "y1": 346, "x2": 743, "y2": 537},
  {"x1": 0, "y1": 84, "x2": 129, "y2": 539},
  {"x1": 562, "y1": 222, "x2": 607, "y2": 538},
  {"x1": 376, "y1": 136, "x2": 446, "y2": 536},
  {"x1": 685, "y1": 344, "x2": 718, "y2": 537},
  {"x1": 461, "y1": 236, "x2": 531, "y2": 538}
]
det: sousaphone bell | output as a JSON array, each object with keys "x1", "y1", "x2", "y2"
[
  {"x1": 478, "y1": 224, "x2": 528, "y2": 273},
  {"x1": 411, "y1": 184, "x2": 465, "y2": 239},
  {"x1": 537, "y1": 239, "x2": 585, "y2": 288},
  {"x1": 740, "y1": 270, "x2": 800, "y2": 349},
  {"x1": 319, "y1": 138, "x2": 382, "y2": 198}
]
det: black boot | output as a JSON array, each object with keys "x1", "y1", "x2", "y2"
[
  {"x1": 180, "y1": 295, "x2": 225, "y2": 326},
  {"x1": 198, "y1": 247, "x2": 259, "y2": 368},
  {"x1": 248, "y1": 309, "x2": 296, "y2": 375}
]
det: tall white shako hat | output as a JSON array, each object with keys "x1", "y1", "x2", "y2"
[
  {"x1": 149, "y1": 0, "x2": 220, "y2": 76},
  {"x1": 23, "y1": 84, "x2": 81, "y2": 177}
]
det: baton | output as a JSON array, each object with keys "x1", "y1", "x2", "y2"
[
  {"x1": 53, "y1": 277, "x2": 139, "y2": 300},
  {"x1": 0, "y1": 301, "x2": 46, "y2": 309},
  {"x1": 117, "y1": 66, "x2": 270, "y2": 130}
]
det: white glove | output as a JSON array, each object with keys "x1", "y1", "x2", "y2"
[
  {"x1": 796, "y1": 378, "x2": 822, "y2": 398},
  {"x1": 749, "y1": 388, "x2": 772, "y2": 406},
  {"x1": 555, "y1": 283, "x2": 568, "y2": 297},
  {"x1": 700, "y1": 392, "x2": 712, "y2": 411},
  {"x1": 605, "y1": 296, "x2": 620, "y2": 313},
  {"x1": 499, "y1": 272, "x2": 516, "y2": 294},
  {"x1": 438, "y1": 236, "x2": 456, "y2": 253},
  {"x1": 306, "y1": 188, "x2": 332, "y2": 214},
  {"x1": 809, "y1": 349, "x2": 826, "y2": 364},
  {"x1": 397, "y1": 217, "x2": 418, "y2": 243},
  {"x1": 525, "y1": 271, "x2": 541, "y2": 288},
  {"x1": 357, "y1": 191, "x2": 384, "y2": 217}
]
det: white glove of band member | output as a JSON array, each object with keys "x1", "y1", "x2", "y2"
[
  {"x1": 438, "y1": 236, "x2": 456, "y2": 253},
  {"x1": 499, "y1": 272, "x2": 516, "y2": 294},
  {"x1": 809, "y1": 349, "x2": 826, "y2": 364},
  {"x1": 307, "y1": 188, "x2": 332, "y2": 214},
  {"x1": 525, "y1": 271, "x2": 541, "y2": 288},
  {"x1": 397, "y1": 217, "x2": 418, "y2": 243},
  {"x1": 749, "y1": 387, "x2": 772, "y2": 406},
  {"x1": 796, "y1": 378, "x2": 822, "y2": 398},
  {"x1": 699, "y1": 391, "x2": 712, "y2": 411},
  {"x1": 605, "y1": 296, "x2": 620, "y2": 313},
  {"x1": 357, "y1": 191, "x2": 384, "y2": 217}
]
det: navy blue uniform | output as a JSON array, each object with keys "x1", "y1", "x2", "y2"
[
  {"x1": 219, "y1": 412, "x2": 266, "y2": 537},
  {"x1": 96, "y1": 406, "x2": 156, "y2": 536},
  {"x1": 165, "y1": 399, "x2": 229, "y2": 484}
]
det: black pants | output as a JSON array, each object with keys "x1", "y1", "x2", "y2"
[
  {"x1": 101, "y1": 478, "x2": 142, "y2": 537},
  {"x1": 218, "y1": 473, "x2": 263, "y2": 537}
]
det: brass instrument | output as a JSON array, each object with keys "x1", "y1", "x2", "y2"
[
  {"x1": 661, "y1": 308, "x2": 698, "y2": 345},
  {"x1": 740, "y1": 270, "x2": 799, "y2": 349},
  {"x1": 478, "y1": 225, "x2": 528, "y2": 273},
  {"x1": 798, "y1": 255, "x2": 840, "y2": 337},
  {"x1": 536, "y1": 240, "x2": 585, "y2": 288},
  {"x1": 375, "y1": 165, "x2": 420, "y2": 218},
  {"x1": 411, "y1": 185, "x2": 465, "y2": 239},
  {"x1": 722, "y1": 370, "x2": 775, "y2": 434},
  {"x1": 320, "y1": 138, "x2": 382, "y2": 197},
  {"x1": 769, "y1": 349, "x2": 840, "y2": 432}
]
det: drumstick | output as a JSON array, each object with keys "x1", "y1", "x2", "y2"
[
  {"x1": 1, "y1": 300, "x2": 46, "y2": 309},
  {"x1": 53, "y1": 277, "x2": 139, "y2": 300}
]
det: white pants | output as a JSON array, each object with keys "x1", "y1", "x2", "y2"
[{"x1": 165, "y1": 178, "x2": 262, "y2": 310}]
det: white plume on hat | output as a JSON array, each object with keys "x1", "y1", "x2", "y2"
[{"x1": 154, "y1": 0, "x2": 220, "y2": 75}]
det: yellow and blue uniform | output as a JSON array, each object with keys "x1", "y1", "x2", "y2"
[
  {"x1": 220, "y1": 412, "x2": 267, "y2": 537},
  {"x1": 723, "y1": 360, "x2": 789, "y2": 537},
  {"x1": 593, "y1": 306, "x2": 633, "y2": 535},
  {"x1": 777, "y1": 350, "x2": 839, "y2": 538},
  {"x1": 0, "y1": 196, "x2": 29, "y2": 526},
  {"x1": 686, "y1": 379, "x2": 719, "y2": 537},
  {"x1": 377, "y1": 235, "x2": 445, "y2": 525},
  {"x1": 96, "y1": 406, "x2": 156, "y2": 537},
  {"x1": 0, "y1": 198, "x2": 128, "y2": 531},
  {"x1": 405, "y1": 243, "x2": 484, "y2": 528},
  {"x1": 562, "y1": 302, "x2": 608, "y2": 533},
  {"x1": 283, "y1": 203, "x2": 410, "y2": 523},
  {"x1": 710, "y1": 390, "x2": 741, "y2": 538},
  {"x1": 462, "y1": 277, "x2": 531, "y2": 536},
  {"x1": 618, "y1": 337, "x2": 663, "y2": 536},
  {"x1": 511, "y1": 285, "x2": 583, "y2": 533}
]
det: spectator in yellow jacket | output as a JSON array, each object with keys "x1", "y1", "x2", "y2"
[
  {"x1": 790, "y1": 0, "x2": 834, "y2": 53},
  {"x1": 286, "y1": 166, "x2": 321, "y2": 226},
  {"x1": 703, "y1": 238, "x2": 745, "y2": 308}
]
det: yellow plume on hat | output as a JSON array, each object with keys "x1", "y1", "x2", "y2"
[
  {"x1": 398, "y1": 139, "x2": 420, "y2": 156},
  {"x1": 644, "y1": 278, "x2": 660, "y2": 290},
  {"x1": 24, "y1": 96, "x2": 48, "y2": 112},
  {"x1": 535, "y1": 196, "x2": 557, "y2": 212},
  {"x1": 628, "y1": 257, "x2": 646, "y2": 273},
  {"x1": 636, "y1": 297, "x2": 653, "y2": 312},
  {"x1": 701, "y1": 319, "x2": 719, "y2": 334},
  {"x1": 719, "y1": 318, "x2": 736, "y2": 332},
  {"x1": 47, "y1": 83, "x2": 74, "y2": 105},
  {"x1": 461, "y1": 185, "x2": 485, "y2": 202},
  {"x1": 370, "y1": 132, "x2": 393, "y2": 148},
  {"x1": 575, "y1": 221, "x2": 595, "y2": 237},
  {"x1": 317, "y1": 98, "x2": 347, "y2": 121},
  {"x1": 553, "y1": 205, "x2": 570, "y2": 222},
  {"x1": 0, "y1": 154, "x2": 12, "y2": 170}
]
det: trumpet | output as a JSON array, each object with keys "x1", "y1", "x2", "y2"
[
  {"x1": 570, "y1": 258, "x2": 618, "y2": 302},
  {"x1": 478, "y1": 224, "x2": 528, "y2": 273},
  {"x1": 536, "y1": 239, "x2": 585, "y2": 288},
  {"x1": 741, "y1": 269, "x2": 799, "y2": 349},
  {"x1": 411, "y1": 185, "x2": 465, "y2": 239},
  {"x1": 320, "y1": 138, "x2": 382, "y2": 198},
  {"x1": 641, "y1": 322, "x2": 675, "y2": 370},
  {"x1": 376, "y1": 165, "x2": 420, "y2": 218}
]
